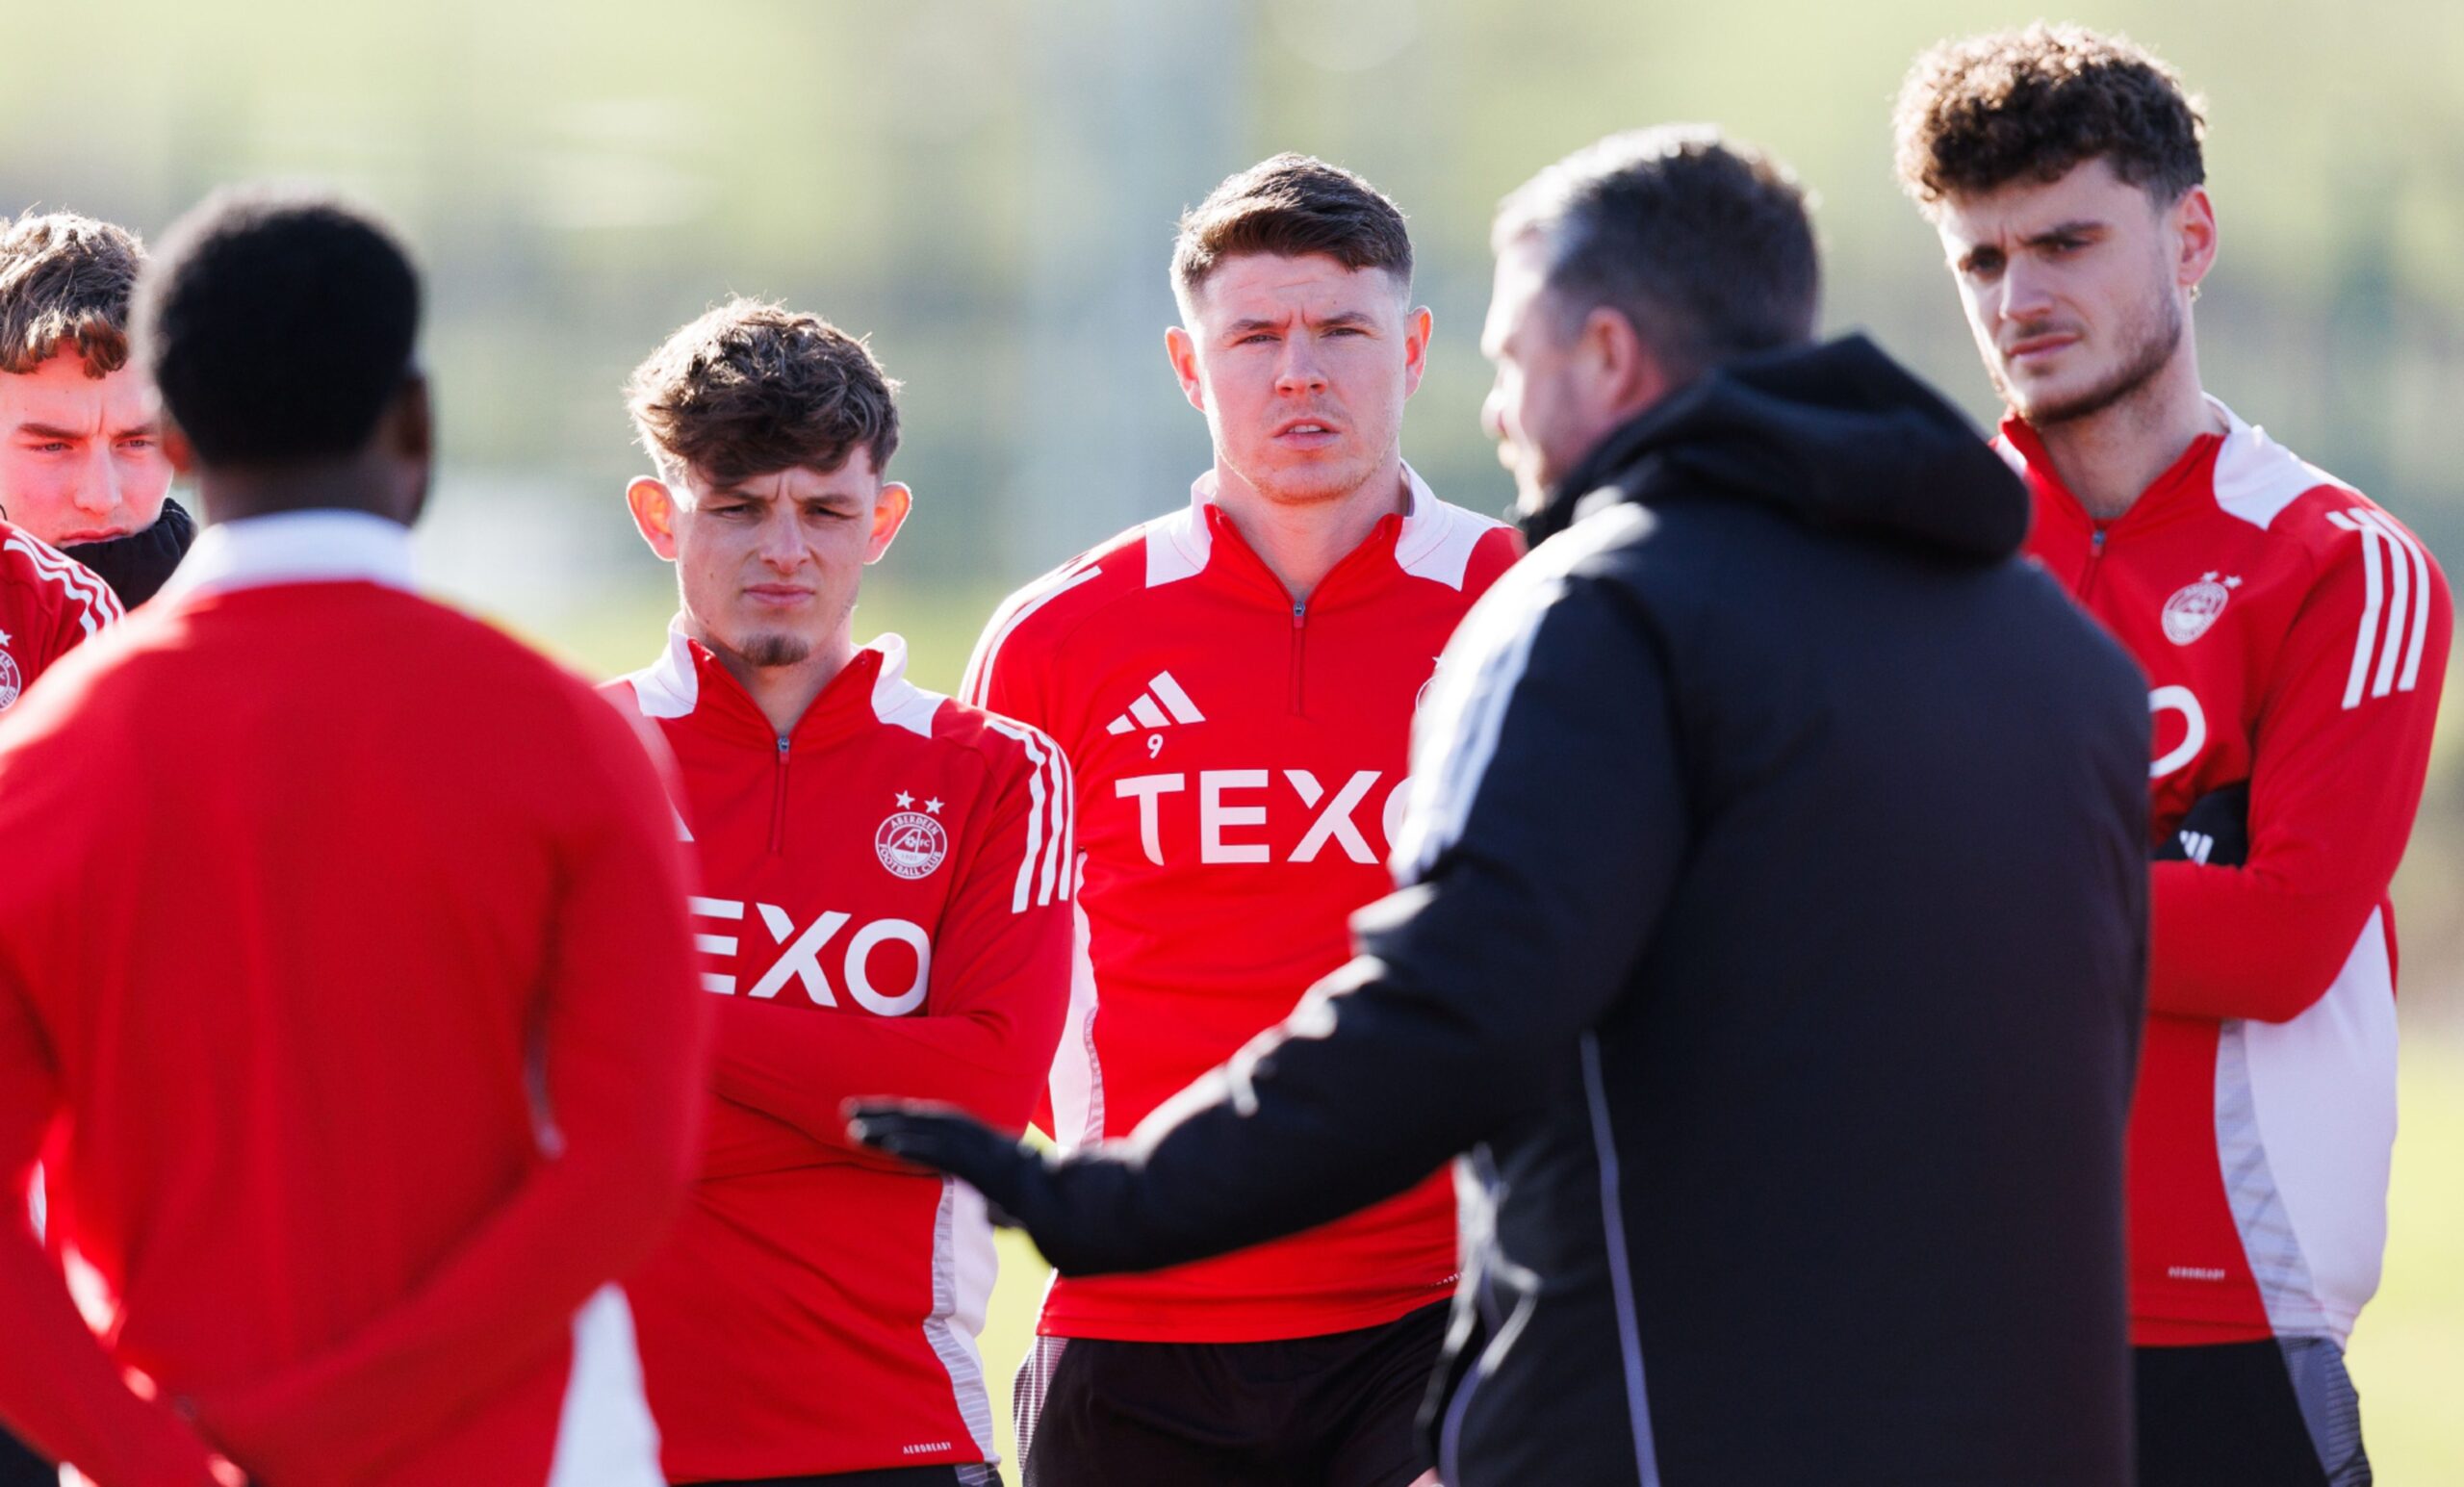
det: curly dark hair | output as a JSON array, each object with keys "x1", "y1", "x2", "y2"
[
  {"x1": 1893, "y1": 25, "x2": 2205, "y2": 209},
  {"x1": 628, "y1": 298, "x2": 901, "y2": 487},
  {"x1": 1171, "y1": 154, "x2": 1412, "y2": 310},
  {"x1": 0, "y1": 211, "x2": 144, "y2": 377}
]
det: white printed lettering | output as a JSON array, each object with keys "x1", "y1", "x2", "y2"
[
  {"x1": 1199, "y1": 769, "x2": 1271, "y2": 863},
  {"x1": 1116, "y1": 773, "x2": 1186, "y2": 865}
]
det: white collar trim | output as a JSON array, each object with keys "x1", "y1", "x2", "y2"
[{"x1": 162, "y1": 509, "x2": 416, "y2": 601}]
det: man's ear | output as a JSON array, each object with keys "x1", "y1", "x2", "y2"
[
  {"x1": 865, "y1": 481, "x2": 912, "y2": 565},
  {"x1": 1165, "y1": 325, "x2": 1206, "y2": 414},
  {"x1": 2172, "y1": 185, "x2": 2219, "y2": 295},
  {"x1": 1401, "y1": 305, "x2": 1434, "y2": 398},
  {"x1": 1585, "y1": 305, "x2": 1671, "y2": 424},
  {"x1": 627, "y1": 474, "x2": 681, "y2": 561},
  {"x1": 384, "y1": 374, "x2": 435, "y2": 527}
]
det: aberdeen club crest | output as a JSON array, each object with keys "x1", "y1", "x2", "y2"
[
  {"x1": 0, "y1": 645, "x2": 19, "y2": 712},
  {"x1": 875, "y1": 794, "x2": 949, "y2": 880},
  {"x1": 2162, "y1": 573, "x2": 2240, "y2": 646}
]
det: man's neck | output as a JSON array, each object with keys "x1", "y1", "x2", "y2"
[
  {"x1": 695, "y1": 624, "x2": 858, "y2": 738},
  {"x1": 2028, "y1": 348, "x2": 2224, "y2": 523},
  {"x1": 1209, "y1": 453, "x2": 1409, "y2": 602}
]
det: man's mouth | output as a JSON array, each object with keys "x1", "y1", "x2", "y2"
[
  {"x1": 743, "y1": 584, "x2": 814, "y2": 607},
  {"x1": 1272, "y1": 418, "x2": 1343, "y2": 445},
  {"x1": 2004, "y1": 332, "x2": 2079, "y2": 366},
  {"x1": 54, "y1": 526, "x2": 130, "y2": 545}
]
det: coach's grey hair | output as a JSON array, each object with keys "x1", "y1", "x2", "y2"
[{"x1": 1493, "y1": 125, "x2": 1821, "y2": 381}]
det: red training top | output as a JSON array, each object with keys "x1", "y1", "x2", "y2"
[
  {"x1": 0, "y1": 511, "x2": 707, "y2": 1486},
  {"x1": 0, "y1": 518, "x2": 121, "y2": 720},
  {"x1": 612, "y1": 628, "x2": 1074, "y2": 1481},
  {"x1": 965, "y1": 466, "x2": 1519, "y2": 1343},
  {"x1": 2006, "y1": 403, "x2": 2451, "y2": 1347}
]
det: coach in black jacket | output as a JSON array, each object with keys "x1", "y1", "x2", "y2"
[{"x1": 858, "y1": 129, "x2": 2150, "y2": 1487}]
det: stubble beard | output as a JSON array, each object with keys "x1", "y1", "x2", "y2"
[{"x1": 2005, "y1": 288, "x2": 2186, "y2": 430}]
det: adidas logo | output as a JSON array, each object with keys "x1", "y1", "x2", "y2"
[{"x1": 1106, "y1": 672, "x2": 1206, "y2": 735}]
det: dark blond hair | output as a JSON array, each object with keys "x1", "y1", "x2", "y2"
[
  {"x1": 1894, "y1": 25, "x2": 2206, "y2": 210},
  {"x1": 628, "y1": 298, "x2": 901, "y2": 487},
  {"x1": 0, "y1": 211, "x2": 144, "y2": 377}
]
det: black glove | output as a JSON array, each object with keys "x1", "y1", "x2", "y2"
[
  {"x1": 843, "y1": 1101, "x2": 1156, "y2": 1275},
  {"x1": 2153, "y1": 782, "x2": 2249, "y2": 867}
]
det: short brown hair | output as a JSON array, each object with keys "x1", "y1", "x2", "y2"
[
  {"x1": 1894, "y1": 25, "x2": 2206, "y2": 210},
  {"x1": 1171, "y1": 154, "x2": 1412, "y2": 309},
  {"x1": 0, "y1": 211, "x2": 145, "y2": 377},
  {"x1": 1494, "y1": 126, "x2": 1819, "y2": 381},
  {"x1": 627, "y1": 297, "x2": 901, "y2": 487}
]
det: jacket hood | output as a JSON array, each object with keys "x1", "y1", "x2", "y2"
[{"x1": 1524, "y1": 334, "x2": 2026, "y2": 561}]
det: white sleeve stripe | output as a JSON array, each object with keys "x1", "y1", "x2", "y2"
[
  {"x1": 2328, "y1": 511, "x2": 2385, "y2": 710},
  {"x1": 6, "y1": 533, "x2": 124, "y2": 635},
  {"x1": 1040, "y1": 746, "x2": 1075, "y2": 906},
  {"x1": 15, "y1": 534, "x2": 121, "y2": 618},
  {"x1": 961, "y1": 561, "x2": 1102, "y2": 708},
  {"x1": 980, "y1": 717, "x2": 1071, "y2": 912},
  {"x1": 2369, "y1": 514, "x2": 2410, "y2": 701},
  {"x1": 2356, "y1": 510, "x2": 2433, "y2": 692}
]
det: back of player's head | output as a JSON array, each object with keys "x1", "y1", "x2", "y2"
[
  {"x1": 0, "y1": 211, "x2": 145, "y2": 378},
  {"x1": 1495, "y1": 126, "x2": 1819, "y2": 382},
  {"x1": 1893, "y1": 25, "x2": 2206, "y2": 213},
  {"x1": 627, "y1": 298, "x2": 902, "y2": 489},
  {"x1": 1171, "y1": 154, "x2": 1413, "y2": 315},
  {"x1": 136, "y1": 187, "x2": 420, "y2": 467}
]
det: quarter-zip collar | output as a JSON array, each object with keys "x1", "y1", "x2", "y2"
[
  {"x1": 1166, "y1": 463, "x2": 1436, "y2": 610},
  {"x1": 629, "y1": 618, "x2": 932, "y2": 748},
  {"x1": 1999, "y1": 401, "x2": 2228, "y2": 545}
]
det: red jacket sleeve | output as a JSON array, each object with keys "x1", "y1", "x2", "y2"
[
  {"x1": 2149, "y1": 506, "x2": 2451, "y2": 1021},
  {"x1": 0, "y1": 985, "x2": 223, "y2": 1485},
  {"x1": 708, "y1": 734, "x2": 1075, "y2": 1158},
  {"x1": 193, "y1": 692, "x2": 709, "y2": 1483}
]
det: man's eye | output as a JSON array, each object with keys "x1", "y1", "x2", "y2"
[
  {"x1": 118, "y1": 438, "x2": 155, "y2": 450},
  {"x1": 1235, "y1": 333, "x2": 1276, "y2": 346}
]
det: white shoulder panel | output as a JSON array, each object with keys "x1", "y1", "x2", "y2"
[
  {"x1": 622, "y1": 622, "x2": 699, "y2": 719},
  {"x1": 1395, "y1": 465, "x2": 1506, "y2": 591},
  {"x1": 2211, "y1": 397, "x2": 2347, "y2": 531},
  {"x1": 1144, "y1": 475, "x2": 1217, "y2": 587},
  {"x1": 866, "y1": 633, "x2": 947, "y2": 738}
]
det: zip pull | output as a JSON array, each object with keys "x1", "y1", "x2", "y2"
[
  {"x1": 1292, "y1": 600, "x2": 1306, "y2": 628},
  {"x1": 2092, "y1": 528, "x2": 2107, "y2": 551}
]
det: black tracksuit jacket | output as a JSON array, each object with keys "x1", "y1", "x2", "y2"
[{"x1": 1025, "y1": 335, "x2": 2153, "y2": 1485}]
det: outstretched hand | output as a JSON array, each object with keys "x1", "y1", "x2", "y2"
[
  {"x1": 841, "y1": 1101, "x2": 1038, "y2": 1220},
  {"x1": 845, "y1": 1100, "x2": 1184, "y2": 1277}
]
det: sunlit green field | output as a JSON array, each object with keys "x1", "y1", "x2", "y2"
[{"x1": 544, "y1": 583, "x2": 2464, "y2": 1484}]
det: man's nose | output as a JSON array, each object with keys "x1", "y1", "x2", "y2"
[
  {"x1": 757, "y1": 509, "x2": 807, "y2": 568},
  {"x1": 1996, "y1": 259, "x2": 2056, "y2": 326},
  {"x1": 1273, "y1": 337, "x2": 1329, "y2": 397},
  {"x1": 74, "y1": 449, "x2": 120, "y2": 514}
]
